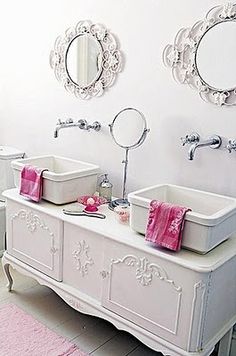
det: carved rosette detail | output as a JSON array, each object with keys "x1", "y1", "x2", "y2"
[
  {"x1": 163, "y1": 3, "x2": 236, "y2": 106},
  {"x1": 50, "y1": 20, "x2": 122, "y2": 100},
  {"x1": 11, "y1": 209, "x2": 54, "y2": 236},
  {"x1": 111, "y1": 255, "x2": 182, "y2": 291},
  {"x1": 67, "y1": 298, "x2": 81, "y2": 310},
  {"x1": 72, "y1": 240, "x2": 94, "y2": 277}
]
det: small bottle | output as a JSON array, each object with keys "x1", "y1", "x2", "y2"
[{"x1": 99, "y1": 174, "x2": 113, "y2": 202}]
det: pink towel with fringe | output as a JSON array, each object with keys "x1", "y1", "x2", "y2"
[
  {"x1": 20, "y1": 165, "x2": 47, "y2": 202},
  {"x1": 145, "y1": 200, "x2": 191, "y2": 251}
]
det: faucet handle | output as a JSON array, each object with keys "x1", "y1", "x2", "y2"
[
  {"x1": 181, "y1": 132, "x2": 200, "y2": 146},
  {"x1": 66, "y1": 118, "x2": 74, "y2": 124},
  {"x1": 226, "y1": 139, "x2": 236, "y2": 153},
  {"x1": 57, "y1": 119, "x2": 65, "y2": 125}
]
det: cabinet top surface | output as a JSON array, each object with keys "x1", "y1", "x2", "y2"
[{"x1": 4, "y1": 189, "x2": 236, "y2": 272}]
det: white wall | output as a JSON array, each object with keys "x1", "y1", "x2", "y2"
[{"x1": 0, "y1": 0, "x2": 235, "y2": 197}]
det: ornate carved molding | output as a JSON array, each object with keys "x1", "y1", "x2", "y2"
[
  {"x1": 72, "y1": 240, "x2": 94, "y2": 277},
  {"x1": 11, "y1": 209, "x2": 54, "y2": 236},
  {"x1": 111, "y1": 254, "x2": 182, "y2": 291},
  {"x1": 66, "y1": 296, "x2": 82, "y2": 311},
  {"x1": 50, "y1": 20, "x2": 122, "y2": 100},
  {"x1": 163, "y1": 3, "x2": 236, "y2": 106},
  {"x1": 187, "y1": 280, "x2": 207, "y2": 351}
]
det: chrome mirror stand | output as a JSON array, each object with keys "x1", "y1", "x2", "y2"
[{"x1": 108, "y1": 108, "x2": 149, "y2": 210}]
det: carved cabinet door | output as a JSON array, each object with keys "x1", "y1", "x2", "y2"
[
  {"x1": 101, "y1": 240, "x2": 209, "y2": 351},
  {"x1": 63, "y1": 223, "x2": 104, "y2": 301},
  {"x1": 6, "y1": 200, "x2": 63, "y2": 281}
]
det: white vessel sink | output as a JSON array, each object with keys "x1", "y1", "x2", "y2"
[
  {"x1": 12, "y1": 155, "x2": 100, "y2": 204},
  {"x1": 128, "y1": 184, "x2": 236, "y2": 254}
]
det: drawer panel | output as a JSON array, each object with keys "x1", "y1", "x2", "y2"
[{"x1": 6, "y1": 200, "x2": 63, "y2": 281}]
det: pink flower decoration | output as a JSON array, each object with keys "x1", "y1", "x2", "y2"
[{"x1": 77, "y1": 195, "x2": 107, "y2": 207}]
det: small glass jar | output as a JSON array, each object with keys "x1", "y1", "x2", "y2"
[
  {"x1": 99, "y1": 174, "x2": 113, "y2": 202},
  {"x1": 114, "y1": 205, "x2": 130, "y2": 224}
]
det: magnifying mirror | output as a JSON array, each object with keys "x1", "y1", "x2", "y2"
[{"x1": 109, "y1": 108, "x2": 149, "y2": 210}]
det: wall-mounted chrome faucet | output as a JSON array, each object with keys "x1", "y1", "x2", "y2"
[
  {"x1": 181, "y1": 132, "x2": 222, "y2": 160},
  {"x1": 54, "y1": 119, "x2": 101, "y2": 138}
]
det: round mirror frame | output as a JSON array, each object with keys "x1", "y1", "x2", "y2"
[
  {"x1": 163, "y1": 3, "x2": 236, "y2": 106},
  {"x1": 109, "y1": 108, "x2": 149, "y2": 150},
  {"x1": 50, "y1": 20, "x2": 122, "y2": 100}
]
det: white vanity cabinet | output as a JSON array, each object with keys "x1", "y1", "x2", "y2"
[
  {"x1": 2, "y1": 189, "x2": 236, "y2": 356},
  {"x1": 6, "y1": 199, "x2": 63, "y2": 281}
]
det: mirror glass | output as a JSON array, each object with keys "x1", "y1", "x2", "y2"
[
  {"x1": 196, "y1": 21, "x2": 236, "y2": 90},
  {"x1": 111, "y1": 108, "x2": 146, "y2": 148},
  {"x1": 66, "y1": 34, "x2": 102, "y2": 87}
]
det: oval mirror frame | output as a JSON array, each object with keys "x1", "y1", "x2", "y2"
[
  {"x1": 65, "y1": 34, "x2": 103, "y2": 88},
  {"x1": 109, "y1": 108, "x2": 149, "y2": 150},
  {"x1": 163, "y1": 3, "x2": 236, "y2": 106},
  {"x1": 50, "y1": 20, "x2": 122, "y2": 100}
]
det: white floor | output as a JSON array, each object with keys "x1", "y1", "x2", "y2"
[{"x1": 0, "y1": 261, "x2": 161, "y2": 356}]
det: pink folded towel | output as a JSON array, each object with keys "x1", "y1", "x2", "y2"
[
  {"x1": 145, "y1": 200, "x2": 191, "y2": 251},
  {"x1": 20, "y1": 165, "x2": 47, "y2": 202}
]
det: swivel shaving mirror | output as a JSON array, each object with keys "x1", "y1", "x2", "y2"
[
  {"x1": 163, "y1": 3, "x2": 236, "y2": 106},
  {"x1": 109, "y1": 108, "x2": 149, "y2": 210},
  {"x1": 50, "y1": 20, "x2": 122, "y2": 100}
]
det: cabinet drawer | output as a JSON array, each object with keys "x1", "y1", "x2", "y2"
[
  {"x1": 63, "y1": 223, "x2": 104, "y2": 300},
  {"x1": 101, "y1": 240, "x2": 209, "y2": 351},
  {"x1": 6, "y1": 200, "x2": 63, "y2": 281}
]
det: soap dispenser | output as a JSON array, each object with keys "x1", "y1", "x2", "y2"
[{"x1": 99, "y1": 174, "x2": 113, "y2": 202}]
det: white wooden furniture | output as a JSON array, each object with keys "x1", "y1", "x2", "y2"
[{"x1": 2, "y1": 189, "x2": 236, "y2": 356}]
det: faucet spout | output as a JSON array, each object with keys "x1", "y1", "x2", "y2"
[
  {"x1": 54, "y1": 125, "x2": 61, "y2": 138},
  {"x1": 188, "y1": 135, "x2": 222, "y2": 160}
]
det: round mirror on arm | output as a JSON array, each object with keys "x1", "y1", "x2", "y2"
[{"x1": 109, "y1": 108, "x2": 149, "y2": 210}]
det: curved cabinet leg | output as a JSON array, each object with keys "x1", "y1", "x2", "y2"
[{"x1": 3, "y1": 263, "x2": 13, "y2": 292}]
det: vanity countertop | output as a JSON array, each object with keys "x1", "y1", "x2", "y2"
[{"x1": 3, "y1": 188, "x2": 236, "y2": 273}]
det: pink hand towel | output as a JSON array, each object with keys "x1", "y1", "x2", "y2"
[
  {"x1": 145, "y1": 200, "x2": 191, "y2": 251},
  {"x1": 20, "y1": 165, "x2": 47, "y2": 202}
]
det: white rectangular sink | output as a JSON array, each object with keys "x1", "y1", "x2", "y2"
[
  {"x1": 12, "y1": 155, "x2": 100, "y2": 204},
  {"x1": 128, "y1": 184, "x2": 236, "y2": 254}
]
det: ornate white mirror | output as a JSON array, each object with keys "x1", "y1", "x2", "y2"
[
  {"x1": 163, "y1": 3, "x2": 236, "y2": 106},
  {"x1": 50, "y1": 20, "x2": 122, "y2": 99}
]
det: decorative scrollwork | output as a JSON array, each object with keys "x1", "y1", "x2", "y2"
[
  {"x1": 163, "y1": 3, "x2": 236, "y2": 106},
  {"x1": 50, "y1": 20, "x2": 122, "y2": 100},
  {"x1": 111, "y1": 255, "x2": 182, "y2": 291},
  {"x1": 72, "y1": 240, "x2": 94, "y2": 277},
  {"x1": 11, "y1": 209, "x2": 54, "y2": 236}
]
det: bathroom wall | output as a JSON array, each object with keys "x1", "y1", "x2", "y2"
[{"x1": 1, "y1": 0, "x2": 235, "y2": 197}]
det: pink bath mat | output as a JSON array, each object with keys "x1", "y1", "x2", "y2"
[{"x1": 0, "y1": 303, "x2": 87, "y2": 356}]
